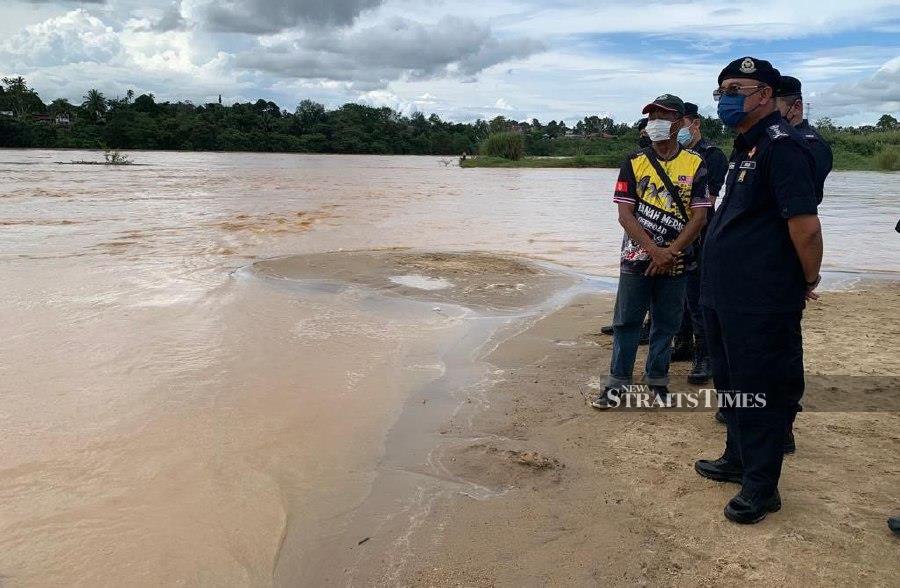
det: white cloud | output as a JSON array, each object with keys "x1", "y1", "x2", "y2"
[
  {"x1": 814, "y1": 55, "x2": 900, "y2": 117},
  {"x1": 1, "y1": 9, "x2": 121, "y2": 67},
  {"x1": 1, "y1": 0, "x2": 898, "y2": 126}
]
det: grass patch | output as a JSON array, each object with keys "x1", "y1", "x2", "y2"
[
  {"x1": 461, "y1": 154, "x2": 621, "y2": 168},
  {"x1": 479, "y1": 132, "x2": 525, "y2": 160}
]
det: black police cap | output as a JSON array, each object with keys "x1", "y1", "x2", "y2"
[
  {"x1": 776, "y1": 75, "x2": 802, "y2": 97},
  {"x1": 683, "y1": 102, "x2": 699, "y2": 117},
  {"x1": 718, "y1": 56, "x2": 781, "y2": 89}
]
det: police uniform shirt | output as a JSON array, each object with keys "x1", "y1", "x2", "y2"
[
  {"x1": 795, "y1": 119, "x2": 833, "y2": 204},
  {"x1": 691, "y1": 138, "x2": 729, "y2": 201},
  {"x1": 700, "y1": 111, "x2": 818, "y2": 313}
]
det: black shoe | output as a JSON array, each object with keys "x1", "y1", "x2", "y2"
[
  {"x1": 694, "y1": 456, "x2": 743, "y2": 484},
  {"x1": 590, "y1": 387, "x2": 617, "y2": 410},
  {"x1": 724, "y1": 489, "x2": 782, "y2": 524},
  {"x1": 600, "y1": 324, "x2": 614, "y2": 336},
  {"x1": 687, "y1": 355, "x2": 710, "y2": 385},
  {"x1": 783, "y1": 430, "x2": 796, "y2": 455},
  {"x1": 671, "y1": 339, "x2": 693, "y2": 362},
  {"x1": 889, "y1": 516, "x2": 900, "y2": 535},
  {"x1": 639, "y1": 321, "x2": 650, "y2": 345},
  {"x1": 714, "y1": 410, "x2": 726, "y2": 424}
]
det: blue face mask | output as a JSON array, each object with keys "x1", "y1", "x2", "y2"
[
  {"x1": 677, "y1": 127, "x2": 693, "y2": 146},
  {"x1": 717, "y1": 93, "x2": 748, "y2": 127}
]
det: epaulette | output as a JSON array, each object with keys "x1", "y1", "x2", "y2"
[{"x1": 765, "y1": 120, "x2": 792, "y2": 141}]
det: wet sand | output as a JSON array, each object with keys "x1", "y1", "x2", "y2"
[{"x1": 375, "y1": 283, "x2": 899, "y2": 586}]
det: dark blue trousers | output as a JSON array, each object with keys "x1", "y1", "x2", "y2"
[
  {"x1": 676, "y1": 267, "x2": 707, "y2": 357},
  {"x1": 703, "y1": 306, "x2": 804, "y2": 499},
  {"x1": 608, "y1": 272, "x2": 687, "y2": 387}
]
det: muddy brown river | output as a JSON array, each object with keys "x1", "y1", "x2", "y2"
[{"x1": 1, "y1": 150, "x2": 897, "y2": 585}]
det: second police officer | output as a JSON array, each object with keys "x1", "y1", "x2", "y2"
[{"x1": 775, "y1": 75, "x2": 833, "y2": 204}]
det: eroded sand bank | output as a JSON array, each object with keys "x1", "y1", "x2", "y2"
[
  {"x1": 252, "y1": 249, "x2": 579, "y2": 312},
  {"x1": 373, "y1": 285, "x2": 899, "y2": 586}
]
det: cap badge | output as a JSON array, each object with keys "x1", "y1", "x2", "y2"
[
  {"x1": 657, "y1": 94, "x2": 670, "y2": 100},
  {"x1": 739, "y1": 58, "x2": 756, "y2": 74}
]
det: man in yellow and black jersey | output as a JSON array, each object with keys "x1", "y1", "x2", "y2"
[{"x1": 592, "y1": 93, "x2": 711, "y2": 408}]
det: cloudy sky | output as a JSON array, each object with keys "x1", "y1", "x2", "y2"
[{"x1": 3, "y1": 0, "x2": 899, "y2": 125}]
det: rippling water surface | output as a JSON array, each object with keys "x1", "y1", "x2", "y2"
[{"x1": 1, "y1": 149, "x2": 897, "y2": 584}]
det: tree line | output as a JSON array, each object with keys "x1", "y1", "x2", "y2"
[{"x1": 0, "y1": 76, "x2": 896, "y2": 169}]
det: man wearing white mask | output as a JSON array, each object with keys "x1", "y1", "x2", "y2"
[{"x1": 592, "y1": 94, "x2": 711, "y2": 409}]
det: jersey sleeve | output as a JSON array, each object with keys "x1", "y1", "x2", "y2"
[
  {"x1": 705, "y1": 147, "x2": 729, "y2": 200},
  {"x1": 613, "y1": 156, "x2": 636, "y2": 205},
  {"x1": 690, "y1": 162, "x2": 712, "y2": 208},
  {"x1": 770, "y1": 140, "x2": 818, "y2": 218}
]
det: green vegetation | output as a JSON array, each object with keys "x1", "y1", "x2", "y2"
[
  {"x1": 1, "y1": 76, "x2": 897, "y2": 170},
  {"x1": 462, "y1": 154, "x2": 621, "y2": 168},
  {"x1": 875, "y1": 147, "x2": 900, "y2": 171},
  {"x1": 480, "y1": 132, "x2": 525, "y2": 160},
  {"x1": 814, "y1": 118, "x2": 900, "y2": 171}
]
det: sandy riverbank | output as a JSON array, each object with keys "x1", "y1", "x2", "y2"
[
  {"x1": 255, "y1": 250, "x2": 898, "y2": 585},
  {"x1": 379, "y1": 283, "x2": 900, "y2": 586}
]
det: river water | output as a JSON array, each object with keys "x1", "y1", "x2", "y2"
[{"x1": 1, "y1": 150, "x2": 897, "y2": 585}]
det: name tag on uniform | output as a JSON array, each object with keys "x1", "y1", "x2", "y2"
[
  {"x1": 728, "y1": 162, "x2": 736, "y2": 169},
  {"x1": 739, "y1": 161, "x2": 757, "y2": 170}
]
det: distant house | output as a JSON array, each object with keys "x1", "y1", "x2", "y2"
[
  {"x1": 32, "y1": 113, "x2": 52, "y2": 124},
  {"x1": 55, "y1": 113, "x2": 72, "y2": 127},
  {"x1": 0, "y1": 110, "x2": 13, "y2": 117}
]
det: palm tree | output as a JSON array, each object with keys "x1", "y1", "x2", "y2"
[
  {"x1": 48, "y1": 98, "x2": 71, "y2": 115},
  {"x1": 82, "y1": 89, "x2": 107, "y2": 122},
  {"x1": 2, "y1": 76, "x2": 35, "y2": 117}
]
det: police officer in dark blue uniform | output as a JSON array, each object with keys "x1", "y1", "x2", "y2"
[
  {"x1": 776, "y1": 75, "x2": 833, "y2": 204},
  {"x1": 672, "y1": 102, "x2": 728, "y2": 384},
  {"x1": 694, "y1": 57, "x2": 823, "y2": 524},
  {"x1": 775, "y1": 75, "x2": 834, "y2": 453}
]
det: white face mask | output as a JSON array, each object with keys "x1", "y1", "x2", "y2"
[{"x1": 645, "y1": 118, "x2": 674, "y2": 142}]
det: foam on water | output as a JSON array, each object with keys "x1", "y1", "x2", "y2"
[{"x1": 389, "y1": 274, "x2": 454, "y2": 290}]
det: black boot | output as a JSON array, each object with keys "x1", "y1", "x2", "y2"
[
  {"x1": 695, "y1": 455, "x2": 743, "y2": 484},
  {"x1": 783, "y1": 430, "x2": 796, "y2": 454},
  {"x1": 590, "y1": 387, "x2": 619, "y2": 410},
  {"x1": 688, "y1": 355, "x2": 711, "y2": 385},
  {"x1": 600, "y1": 324, "x2": 614, "y2": 335},
  {"x1": 724, "y1": 489, "x2": 782, "y2": 524},
  {"x1": 889, "y1": 516, "x2": 900, "y2": 535}
]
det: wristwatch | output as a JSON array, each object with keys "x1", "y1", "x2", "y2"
[{"x1": 806, "y1": 275, "x2": 821, "y2": 288}]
